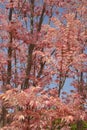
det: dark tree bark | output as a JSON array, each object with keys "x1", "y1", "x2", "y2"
[
  {"x1": 23, "y1": 1, "x2": 46, "y2": 89},
  {"x1": 7, "y1": 1, "x2": 13, "y2": 84}
]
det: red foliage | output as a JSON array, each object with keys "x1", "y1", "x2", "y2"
[{"x1": 0, "y1": 0, "x2": 87, "y2": 129}]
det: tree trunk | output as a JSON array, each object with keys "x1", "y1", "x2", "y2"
[
  {"x1": 23, "y1": 1, "x2": 46, "y2": 89},
  {"x1": 7, "y1": 1, "x2": 13, "y2": 84},
  {"x1": 2, "y1": 106, "x2": 7, "y2": 127}
]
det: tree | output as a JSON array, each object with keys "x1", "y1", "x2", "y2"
[{"x1": 0, "y1": 0, "x2": 87, "y2": 129}]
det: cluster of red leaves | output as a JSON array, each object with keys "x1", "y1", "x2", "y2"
[{"x1": 0, "y1": 87, "x2": 86, "y2": 130}]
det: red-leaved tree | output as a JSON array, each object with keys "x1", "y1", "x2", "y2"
[{"x1": 0, "y1": 0, "x2": 87, "y2": 129}]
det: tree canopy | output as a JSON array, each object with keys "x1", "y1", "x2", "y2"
[{"x1": 0, "y1": 0, "x2": 87, "y2": 129}]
